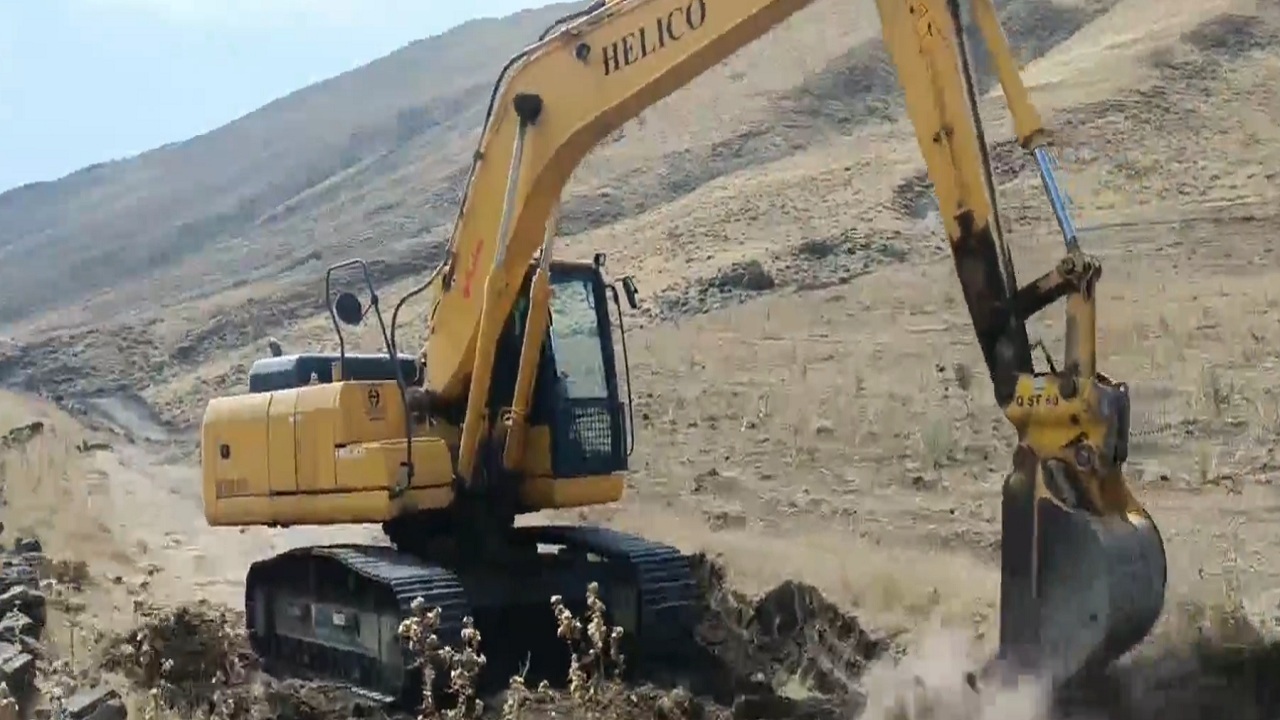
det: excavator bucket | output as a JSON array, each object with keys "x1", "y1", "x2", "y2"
[{"x1": 982, "y1": 445, "x2": 1167, "y2": 690}]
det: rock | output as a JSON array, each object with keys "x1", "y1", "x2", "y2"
[
  {"x1": 64, "y1": 686, "x2": 127, "y2": 720},
  {"x1": 710, "y1": 260, "x2": 776, "y2": 293},
  {"x1": 0, "y1": 682, "x2": 16, "y2": 720},
  {"x1": 733, "y1": 695, "x2": 843, "y2": 720},
  {"x1": 733, "y1": 693, "x2": 796, "y2": 719},
  {"x1": 75, "y1": 440, "x2": 113, "y2": 453},
  {"x1": 12, "y1": 635, "x2": 39, "y2": 657},
  {"x1": 11, "y1": 537, "x2": 40, "y2": 555},
  {"x1": 0, "y1": 612, "x2": 35, "y2": 643},
  {"x1": 655, "y1": 688, "x2": 700, "y2": 720},
  {"x1": 0, "y1": 422, "x2": 44, "y2": 450},
  {"x1": 85, "y1": 701, "x2": 127, "y2": 720},
  {"x1": 0, "y1": 565, "x2": 35, "y2": 594},
  {"x1": 0, "y1": 642, "x2": 34, "y2": 698},
  {"x1": 0, "y1": 587, "x2": 44, "y2": 628}
]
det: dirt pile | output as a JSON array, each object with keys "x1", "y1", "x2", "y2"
[
  {"x1": 99, "y1": 600, "x2": 255, "y2": 715},
  {"x1": 98, "y1": 600, "x2": 397, "y2": 720},
  {"x1": 683, "y1": 553, "x2": 892, "y2": 716},
  {"x1": 0, "y1": 536, "x2": 47, "y2": 716},
  {"x1": 851, "y1": 597, "x2": 1280, "y2": 720},
  {"x1": 1053, "y1": 600, "x2": 1280, "y2": 720},
  {"x1": 0, "y1": 532, "x2": 131, "y2": 720},
  {"x1": 0, "y1": 416, "x2": 126, "y2": 719}
]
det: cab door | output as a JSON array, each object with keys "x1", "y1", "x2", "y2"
[{"x1": 543, "y1": 268, "x2": 627, "y2": 477}]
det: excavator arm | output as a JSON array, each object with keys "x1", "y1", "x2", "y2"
[
  {"x1": 409, "y1": 0, "x2": 1165, "y2": 691},
  {"x1": 879, "y1": 0, "x2": 1167, "y2": 688}
]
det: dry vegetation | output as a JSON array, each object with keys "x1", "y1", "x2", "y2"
[{"x1": 0, "y1": 0, "x2": 1278, "y2": 718}]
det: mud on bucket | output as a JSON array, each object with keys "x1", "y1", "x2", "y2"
[{"x1": 991, "y1": 458, "x2": 1168, "y2": 690}]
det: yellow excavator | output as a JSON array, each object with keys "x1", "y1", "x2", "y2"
[{"x1": 200, "y1": 0, "x2": 1167, "y2": 704}]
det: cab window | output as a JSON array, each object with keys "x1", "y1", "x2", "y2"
[{"x1": 547, "y1": 276, "x2": 608, "y2": 400}]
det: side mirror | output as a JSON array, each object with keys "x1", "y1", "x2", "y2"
[
  {"x1": 620, "y1": 276, "x2": 639, "y2": 310},
  {"x1": 333, "y1": 291, "x2": 364, "y2": 326}
]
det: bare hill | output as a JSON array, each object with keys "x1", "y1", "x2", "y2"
[
  {"x1": 2, "y1": 0, "x2": 1118, "y2": 333},
  {"x1": 0, "y1": 2, "x2": 584, "y2": 325}
]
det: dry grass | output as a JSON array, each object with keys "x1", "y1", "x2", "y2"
[
  {"x1": 101, "y1": 600, "x2": 251, "y2": 718},
  {"x1": 396, "y1": 583, "x2": 631, "y2": 720},
  {"x1": 399, "y1": 600, "x2": 489, "y2": 719}
]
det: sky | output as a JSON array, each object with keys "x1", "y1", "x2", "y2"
[{"x1": 0, "y1": 0, "x2": 546, "y2": 192}]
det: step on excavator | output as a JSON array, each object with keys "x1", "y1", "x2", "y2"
[{"x1": 200, "y1": 0, "x2": 1167, "y2": 706}]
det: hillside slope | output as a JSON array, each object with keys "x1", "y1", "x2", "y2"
[
  {"x1": 1, "y1": 0, "x2": 1115, "y2": 331},
  {"x1": 0, "y1": 1, "x2": 584, "y2": 324},
  {"x1": 0, "y1": 0, "x2": 1273, "y2": 423}
]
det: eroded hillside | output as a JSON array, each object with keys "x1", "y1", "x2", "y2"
[
  {"x1": 0, "y1": 0, "x2": 1146, "y2": 331},
  {"x1": 4, "y1": 0, "x2": 1246, "y2": 427}
]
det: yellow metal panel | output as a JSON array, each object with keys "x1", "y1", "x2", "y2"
[
  {"x1": 208, "y1": 486, "x2": 454, "y2": 526},
  {"x1": 201, "y1": 394, "x2": 271, "y2": 510},
  {"x1": 267, "y1": 389, "x2": 298, "y2": 495},
  {"x1": 293, "y1": 384, "x2": 340, "y2": 491},
  {"x1": 520, "y1": 474, "x2": 624, "y2": 509},
  {"x1": 332, "y1": 381, "x2": 407, "y2": 445},
  {"x1": 334, "y1": 437, "x2": 456, "y2": 493},
  {"x1": 522, "y1": 425, "x2": 553, "y2": 477}
]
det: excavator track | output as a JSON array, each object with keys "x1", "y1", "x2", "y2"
[
  {"x1": 245, "y1": 544, "x2": 470, "y2": 703},
  {"x1": 518, "y1": 524, "x2": 701, "y2": 651},
  {"x1": 243, "y1": 525, "x2": 699, "y2": 706}
]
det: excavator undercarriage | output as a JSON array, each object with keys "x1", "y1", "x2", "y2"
[{"x1": 245, "y1": 524, "x2": 698, "y2": 702}]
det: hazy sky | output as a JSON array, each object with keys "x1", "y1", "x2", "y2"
[{"x1": 0, "y1": 0, "x2": 546, "y2": 192}]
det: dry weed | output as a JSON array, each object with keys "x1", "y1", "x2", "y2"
[
  {"x1": 100, "y1": 599, "x2": 251, "y2": 718},
  {"x1": 1192, "y1": 493, "x2": 1256, "y2": 645},
  {"x1": 919, "y1": 419, "x2": 955, "y2": 470},
  {"x1": 1195, "y1": 364, "x2": 1235, "y2": 419},
  {"x1": 499, "y1": 665, "x2": 534, "y2": 720},
  {"x1": 398, "y1": 597, "x2": 488, "y2": 720},
  {"x1": 399, "y1": 581, "x2": 632, "y2": 719},
  {"x1": 552, "y1": 581, "x2": 627, "y2": 706}
]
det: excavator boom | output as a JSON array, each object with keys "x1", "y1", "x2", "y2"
[{"x1": 424, "y1": 0, "x2": 812, "y2": 398}]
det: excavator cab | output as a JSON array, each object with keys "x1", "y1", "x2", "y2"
[
  {"x1": 316, "y1": 254, "x2": 640, "y2": 488},
  {"x1": 498, "y1": 255, "x2": 638, "y2": 479}
]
